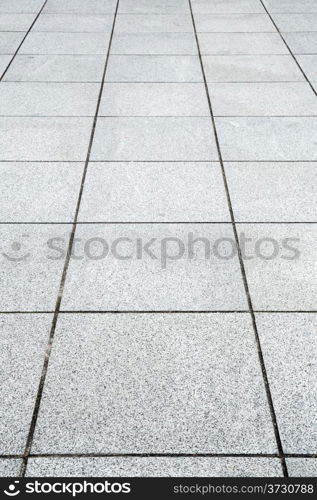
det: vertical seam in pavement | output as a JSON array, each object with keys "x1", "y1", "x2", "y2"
[
  {"x1": 188, "y1": 0, "x2": 289, "y2": 478},
  {"x1": 0, "y1": 0, "x2": 48, "y2": 81},
  {"x1": 19, "y1": 0, "x2": 121, "y2": 477}
]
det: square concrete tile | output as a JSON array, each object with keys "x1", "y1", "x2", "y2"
[
  {"x1": 256, "y1": 313, "x2": 317, "y2": 453},
  {"x1": 61, "y1": 224, "x2": 247, "y2": 310},
  {"x1": 32, "y1": 313, "x2": 274, "y2": 452},
  {"x1": 111, "y1": 32, "x2": 197, "y2": 55},
  {"x1": 106, "y1": 55, "x2": 202, "y2": 82},
  {"x1": 238, "y1": 224, "x2": 317, "y2": 310},
  {"x1": 0, "y1": 224, "x2": 70, "y2": 311},
  {"x1": 0, "y1": 55, "x2": 11, "y2": 75},
  {"x1": 202, "y1": 55, "x2": 304, "y2": 82},
  {"x1": 33, "y1": 13, "x2": 114, "y2": 32},
  {"x1": 115, "y1": 14, "x2": 193, "y2": 33},
  {"x1": 263, "y1": 0, "x2": 317, "y2": 13},
  {"x1": 91, "y1": 117, "x2": 217, "y2": 161},
  {"x1": 118, "y1": 0, "x2": 190, "y2": 14},
  {"x1": 26, "y1": 457, "x2": 283, "y2": 477},
  {"x1": 0, "y1": 13, "x2": 35, "y2": 30},
  {"x1": 0, "y1": 459, "x2": 22, "y2": 477},
  {"x1": 20, "y1": 32, "x2": 111, "y2": 55},
  {"x1": 198, "y1": 33, "x2": 288, "y2": 55},
  {"x1": 0, "y1": 32, "x2": 25, "y2": 54},
  {"x1": 0, "y1": 82, "x2": 100, "y2": 116},
  {"x1": 78, "y1": 162, "x2": 230, "y2": 222},
  {"x1": 286, "y1": 459, "x2": 317, "y2": 477},
  {"x1": 0, "y1": 0, "x2": 43, "y2": 12},
  {"x1": 99, "y1": 83, "x2": 209, "y2": 116},
  {"x1": 208, "y1": 82, "x2": 317, "y2": 116},
  {"x1": 296, "y1": 55, "x2": 317, "y2": 81},
  {"x1": 0, "y1": 162, "x2": 83, "y2": 222},
  {"x1": 215, "y1": 117, "x2": 317, "y2": 161},
  {"x1": 0, "y1": 314, "x2": 53, "y2": 453},
  {"x1": 0, "y1": 117, "x2": 92, "y2": 161},
  {"x1": 4, "y1": 55, "x2": 105, "y2": 82},
  {"x1": 43, "y1": 0, "x2": 117, "y2": 14},
  {"x1": 282, "y1": 33, "x2": 317, "y2": 54},
  {"x1": 226, "y1": 162, "x2": 317, "y2": 222},
  {"x1": 273, "y1": 14, "x2": 317, "y2": 32},
  {"x1": 194, "y1": 14, "x2": 275, "y2": 32},
  {"x1": 192, "y1": 0, "x2": 265, "y2": 14}
]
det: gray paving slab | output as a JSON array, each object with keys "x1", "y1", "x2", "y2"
[
  {"x1": 115, "y1": 14, "x2": 193, "y2": 33},
  {"x1": 256, "y1": 313, "x2": 317, "y2": 453},
  {"x1": 0, "y1": 55, "x2": 11, "y2": 75},
  {"x1": 32, "y1": 313, "x2": 274, "y2": 452},
  {"x1": 106, "y1": 55, "x2": 202, "y2": 82},
  {"x1": 194, "y1": 14, "x2": 275, "y2": 32},
  {"x1": 283, "y1": 32, "x2": 317, "y2": 54},
  {"x1": 0, "y1": 162, "x2": 83, "y2": 222},
  {"x1": 286, "y1": 459, "x2": 317, "y2": 477},
  {"x1": 238, "y1": 224, "x2": 317, "y2": 310},
  {"x1": 91, "y1": 117, "x2": 217, "y2": 161},
  {"x1": 272, "y1": 14, "x2": 317, "y2": 32},
  {"x1": 43, "y1": 0, "x2": 117, "y2": 14},
  {"x1": 3, "y1": 55, "x2": 105, "y2": 82},
  {"x1": 111, "y1": 32, "x2": 197, "y2": 55},
  {"x1": 0, "y1": 314, "x2": 53, "y2": 453},
  {"x1": 20, "y1": 32, "x2": 111, "y2": 55},
  {"x1": 26, "y1": 457, "x2": 283, "y2": 477},
  {"x1": 0, "y1": 117, "x2": 93, "y2": 161},
  {"x1": 0, "y1": 224, "x2": 70, "y2": 311},
  {"x1": 0, "y1": 82, "x2": 100, "y2": 116},
  {"x1": 118, "y1": 0, "x2": 190, "y2": 14},
  {"x1": 202, "y1": 55, "x2": 304, "y2": 82},
  {"x1": 296, "y1": 55, "x2": 317, "y2": 81},
  {"x1": 61, "y1": 224, "x2": 247, "y2": 310},
  {"x1": 208, "y1": 82, "x2": 317, "y2": 116},
  {"x1": 0, "y1": 13, "x2": 36, "y2": 31},
  {"x1": 198, "y1": 32, "x2": 288, "y2": 55},
  {"x1": 215, "y1": 117, "x2": 317, "y2": 161},
  {"x1": 0, "y1": 32, "x2": 25, "y2": 54},
  {"x1": 0, "y1": 459, "x2": 22, "y2": 477},
  {"x1": 191, "y1": 0, "x2": 265, "y2": 14},
  {"x1": 33, "y1": 13, "x2": 114, "y2": 32},
  {"x1": 225, "y1": 162, "x2": 317, "y2": 222},
  {"x1": 0, "y1": 0, "x2": 44, "y2": 13},
  {"x1": 99, "y1": 83, "x2": 209, "y2": 115},
  {"x1": 263, "y1": 0, "x2": 317, "y2": 12},
  {"x1": 78, "y1": 162, "x2": 230, "y2": 222}
]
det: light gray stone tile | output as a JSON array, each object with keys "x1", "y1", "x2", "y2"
[
  {"x1": 0, "y1": 459, "x2": 22, "y2": 477},
  {"x1": 78, "y1": 162, "x2": 230, "y2": 222},
  {"x1": 283, "y1": 33, "x2": 317, "y2": 54},
  {"x1": 111, "y1": 32, "x2": 197, "y2": 55},
  {"x1": 26, "y1": 457, "x2": 283, "y2": 477},
  {"x1": 203, "y1": 55, "x2": 304, "y2": 82},
  {"x1": 33, "y1": 13, "x2": 114, "y2": 32},
  {"x1": 115, "y1": 14, "x2": 193, "y2": 33},
  {"x1": 296, "y1": 55, "x2": 317, "y2": 81},
  {"x1": 118, "y1": 0, "x2": 190, "y2": 14},
  {"x1": 208, "y1": 82, "x2": 317, "y2": 116},
  {"x1": 0, "y1": 82, "x2": 100, "y2": 116},
  {"x1": 194, "y1": 13, "x2": 275, "y2": 32},
  {"x1": 32, "y1": 313, "x2": 274, "y2": 452},
  {"x1": 0, "y1": 224, "x2": 70, "y2": 311},
  {"x1": 0, "y1": 0, "x2": 43, "y2": 12},
  {"x1": 0, "y1": 314, "x2": 53, "y2": 453},
  {"x1": 44, "y1": 0, "x2": 117, "y2": 14},
  {"x1": 0, "y1": 55, "x2": 11, "y2": 75},
  {"x1": 0, "y1": 14, "x2": 35, "y2": 30},
  {"x1": 4, "y1": 55, "x2": 105, "y2": 82},
  {"x1": 99, "y1": 83, "x2": 209, "y2": 115},
  {"x1": 198, "y1": 32, "x2": 288, "y2": 55},
  {"x1": 61, "y1": 224, "x2": 247, "y2": 310},
  {"x1": 0, "y1": 162, "x2": 83, "y2": 222},
  {"x1": 0, "y1": 117, "x2": 92, "y2": 161},
  {"x1": 20, "y1": 32, "x2": 111, "y2": 55},
  {"x1": 256, "y1": 313, "x2": 317, "y2": 453},
  {"x1": 226, "y1": 162, "x2": 317, "y2": 222},
  {"x1": 215, "y1": 117, "x2": 317, "y2": 161},
  {"x1": 286, "y1": 459, "x2": 317, "y2": 477},
  {"x1": 238, "y1": 224, "x2": 317, "y2": 310},
  {"x1": 0, "y1": 32, "x2": 25, "y2": 54},
  {"x1": 192, "y1": 0, "x2": 265, "y2": 14},
  {"x1": 91, "y1": 117, "x2": 217, "y2": 161},
  {"x1": 273, "y1": 14, "x2": 317, "y2": 32},
  {"x1": 263, "y1": 0, "x2": 317, "y2": 13},
  {"x1": 106, "y1": 55, "x2": 202, "y2": 82}
]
